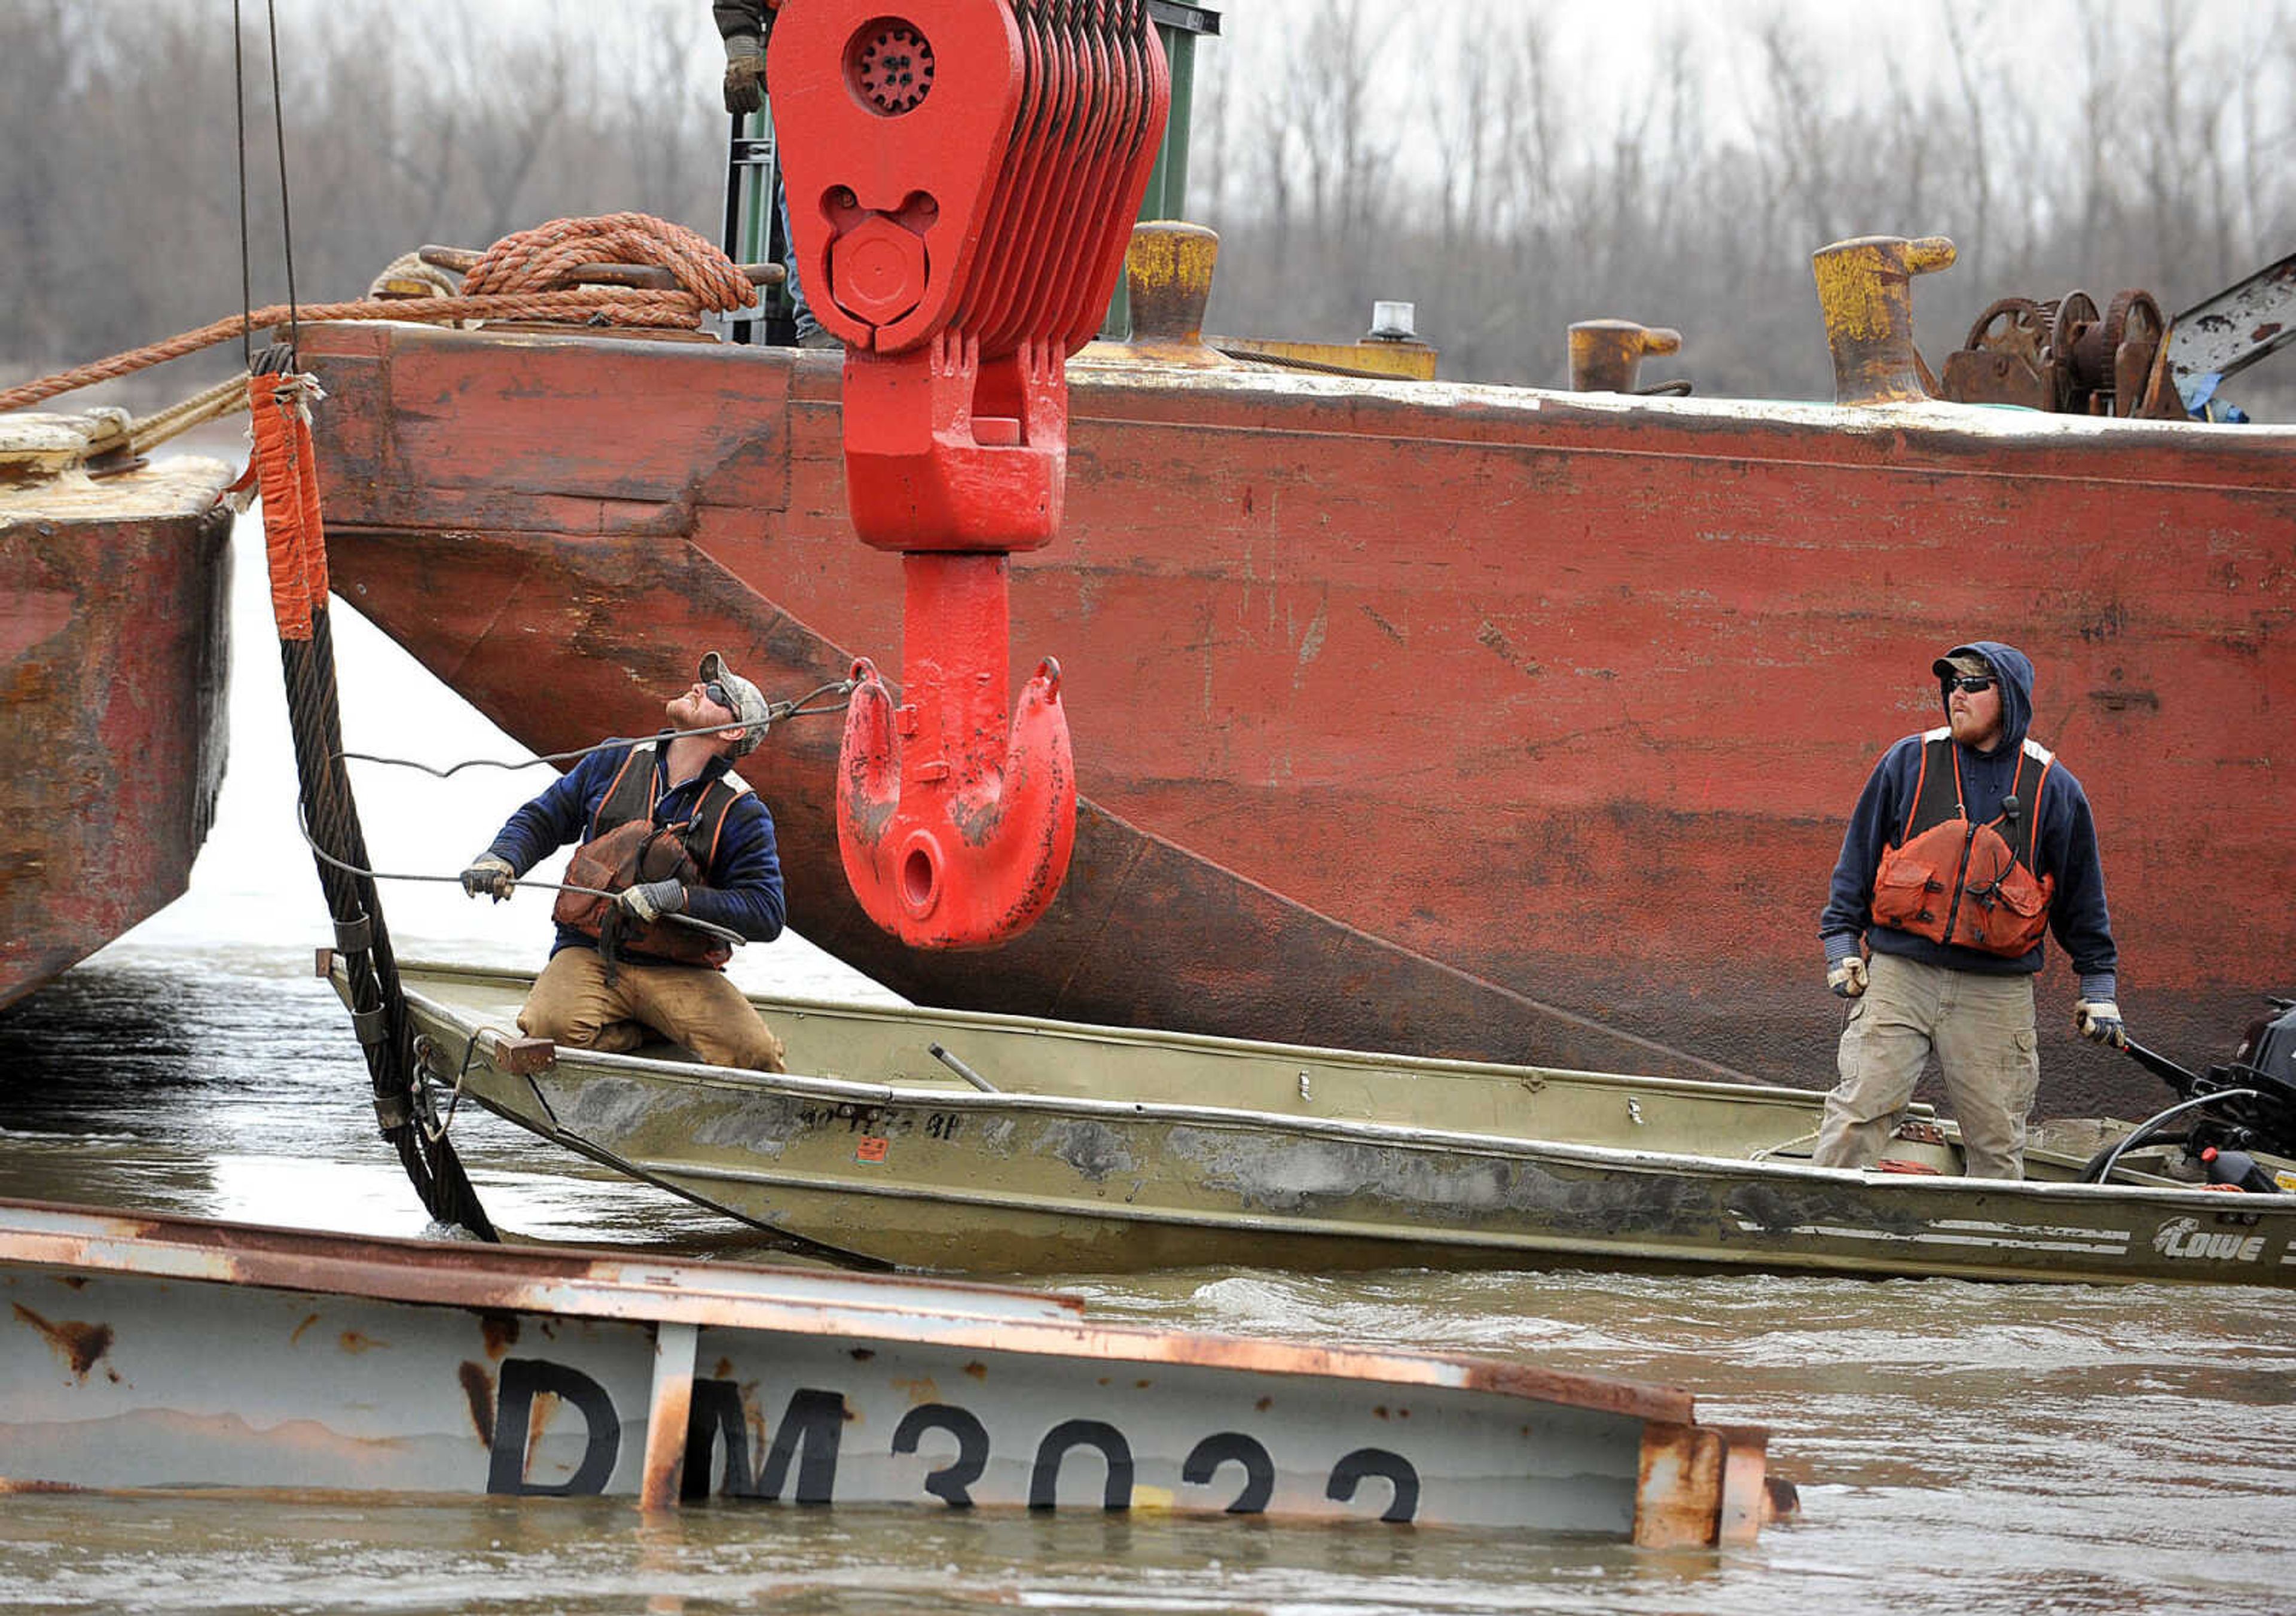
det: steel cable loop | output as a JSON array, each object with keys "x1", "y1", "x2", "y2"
[
  {"x1": 292, "y1": 673, "x2": 848, "y2": 957},
  {"x1": 330, "y1": 679, "x2": 856, "y2": 780},
  {"x1": 416, "y1": 1030, "x2": 498, "y2": 1147},
  {"x1": 292, "y1": 800, "x2": 746, "y2": 950}
]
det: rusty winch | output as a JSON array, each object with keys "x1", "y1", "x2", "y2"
[
  {"x1": 770, "y1": 2, "x2": 1170, "y2": 947},
  {"x1": 1940, "y1": 288, "x2": 2185, "y2": 419}
]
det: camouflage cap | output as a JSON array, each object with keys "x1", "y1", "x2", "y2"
[
  {"x1": 697, "y1": 651, "x2": 770, "y2": 757},
  {"x1": 1931, "y1": 650, "x2": 1993, "y2": 681}
]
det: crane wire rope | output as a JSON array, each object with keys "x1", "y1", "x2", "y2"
[{"x1": 236, "y1": 5, "x2": 494, "y2": 1239}]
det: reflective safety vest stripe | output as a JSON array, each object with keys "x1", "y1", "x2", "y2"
[
  {"x1": 549, "y1": 744, "x2": 752, "y2": 967},
  {"x1": 1869, "y1": 731, "x2": 2057, "y2": 957}
]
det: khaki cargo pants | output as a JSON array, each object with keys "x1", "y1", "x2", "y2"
[
  {"x1": 518, "y1": 947, "x2": 787, "y2": 1073},
  {"x1": 1812, "y1": 952, "x2": 2039, "y2": 1180}
]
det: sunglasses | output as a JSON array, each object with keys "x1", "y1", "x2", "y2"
[
  {"x1": 704, "y1": 679, "x2": 738, "y2": 714},
  {"x1": 1943, "y1": 674, "x2": 1997, "y2": 694}
]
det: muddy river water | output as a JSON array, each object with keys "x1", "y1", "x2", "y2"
[{"x1": 0, "y1": 530, "x2": 2289, "y2": 1612}]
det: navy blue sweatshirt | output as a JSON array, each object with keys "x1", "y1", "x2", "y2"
[
  {"x1": 486, "y1": 736, "x2": 786, "y2": 962},
  {"x1": 1819, "y1": 641, "x2": 2117, "y2": 999}
]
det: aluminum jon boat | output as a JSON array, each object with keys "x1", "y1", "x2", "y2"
[
  {"x1": 353, "y1": 959, "x2": 2296, "y2": 1288},
  {"x1": 0, "y1": 1197, "x2": 1780, "y2": 1542}
]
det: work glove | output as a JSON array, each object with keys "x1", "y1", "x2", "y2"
[
  {"x1": 1827, "y1": 956, "x2": 1868, "y2": 999},
  {"x1": 459, "y1": 853, "x2": 515, "y2": 902},
  {"x1": 722, "y1": 35, "x2": 765, "y2": 116},
  {"x1": 615, "y1": 879, "x2": 687, "y2": 925},
  {"x1": 2074, "y1": 999, "x2": 2128, "y2": 1050}
]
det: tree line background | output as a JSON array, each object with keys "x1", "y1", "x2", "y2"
[{"x1": 2, "y1": 0, "x2": 2289, "y2": 417}]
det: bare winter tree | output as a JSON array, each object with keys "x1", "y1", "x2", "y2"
[
  {"x1": 1938, "y1": 1, "x2": 1995, "y2": 285},
  {"x1": 2, "y1": 0, "x2": 2291, "y2": 419},
  {"x1": 1191, "y1": 0, "x2": 2292, "y2": 414},
  {"x1": 0, "y1": 0, "x2": 90, "y2": 367}
]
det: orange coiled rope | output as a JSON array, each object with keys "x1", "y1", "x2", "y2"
[
  {"x1": 0, "y1": 212, "x2": 758, "y2": 414},
  {"x1": 462, "y1": 211, "x2": 754, "y2": 307}
]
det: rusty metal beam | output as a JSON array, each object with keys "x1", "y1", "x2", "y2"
[
  {"x1": 1633, "y1": 1420, "x2": 1727, "y2": 1548},
  {"x1": 2167, "y1": 249, "x2": 2296, "y2": 401},
  {"x1": 640, "y1": 1321, "x2": 698, "y2": 1511}
]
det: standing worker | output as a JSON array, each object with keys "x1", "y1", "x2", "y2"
[
  {"x1": 459, "y1": 654, "x2": 790, "y2": 1072},
  {"x1": 1815, "y1": 640, "x2": 2124, "y2": 1178},
  {"x1": 715, "y1": 0, "x2": 834, "y2": 348}
]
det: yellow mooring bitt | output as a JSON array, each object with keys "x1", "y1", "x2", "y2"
[
  {"x1": 1568, "y1": 320, "x2": 1684, "y2": 392},
  {"x1": 1812, "y1": 233, "x2": 1957, "y2": 405}
]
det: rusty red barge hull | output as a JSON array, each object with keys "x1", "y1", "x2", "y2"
[
  {"x1": 0, "y1": 459, "x2": 233, "y2": 1011},
  {"x1": 303, "y1": 322, "x2": 2294, "y2": 1116}
]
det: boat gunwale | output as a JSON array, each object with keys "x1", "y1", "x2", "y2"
[
  {"x1": 393, "y1": 959, "x2": 1901, "y2": 1109},
  {"x1": 395, "y1": 969, "x2": 2293, "y2": 1215}
]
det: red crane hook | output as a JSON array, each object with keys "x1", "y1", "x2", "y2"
[{"x1": 771, "y1": 1, "x2": 1169, "y2": 947}]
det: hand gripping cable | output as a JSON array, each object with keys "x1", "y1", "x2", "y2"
[{"x1": 770, "y1": 1, "x2": 1170, "y2": 947}]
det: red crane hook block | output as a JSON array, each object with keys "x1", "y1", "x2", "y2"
[{"x1": 771, "y1": 1, "x2": 1170, "y2": 947}]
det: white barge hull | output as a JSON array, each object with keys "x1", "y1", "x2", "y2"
[{"x1": 0, "y1": 1200, "x2": 1772, "y2": 1544}]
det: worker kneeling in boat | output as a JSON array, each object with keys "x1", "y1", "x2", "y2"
[
  {"x1": 458, "y1": 653, "x2": 789, "y2": 1072},
  {"x1": 1814, "y1": 641, "x2": 2123, "y2": 1179}
]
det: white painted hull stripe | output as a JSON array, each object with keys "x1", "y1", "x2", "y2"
[
  {"x1": 1729, "y1": 1217, "x2": 2129, "y2": 1255},
  {"x1": 1928, "y1": 1218, "x2": 2133, "y2": 1241}
]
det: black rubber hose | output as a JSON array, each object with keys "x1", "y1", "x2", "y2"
[
  {"x1": 2082, "y1": 1091, "x2": 2263, "y2": 1185},
  {"x1": 2076, "y1": 1130, "x2": 2188, "y2": 1185}
]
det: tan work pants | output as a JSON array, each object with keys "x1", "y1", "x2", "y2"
[
  {"x1": 518, "y1": 947, "x2": 787, "y2": 1073},
  {"x1": 1812, "y1": 952, "x2": 2039, "y2": 1179}
]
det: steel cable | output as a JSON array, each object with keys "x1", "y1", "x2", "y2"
[
  {"x1": 228, "y1": 25, "x2": 493, "y2": 1238},
  {"x1": 329, "y1": 679, "x2": 853, "y2": 781},
  {"x1": 282, "y1": 618, "x2": 499, "y2": 1239},
  {"x1": 290, "y1": 804, "x2": 745, "y2": 951}
]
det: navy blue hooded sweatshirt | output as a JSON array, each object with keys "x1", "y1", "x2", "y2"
[
  {"x1": 486, "y1": 735, "x2": 786, "y2": 964},
  {"x1": 1819, "y1": 641, "x2": 2117, "y2": 1001}
]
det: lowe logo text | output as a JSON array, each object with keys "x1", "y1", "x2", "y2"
[{"x1": 2150, "y1": 1217, "x2": 2266, "y2": 1263}]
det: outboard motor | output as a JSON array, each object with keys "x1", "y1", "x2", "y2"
[{"x1": 2086, "y1": 996, "x2": 2296, "y2": 1188}]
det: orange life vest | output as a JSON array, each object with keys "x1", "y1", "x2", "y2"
[
  {"x1": 550, "y1": 743, "x2": 749, "y2": 968},
  {"x1": 1869, "y1": 731, "x2": 2057, "y2": 957}
]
